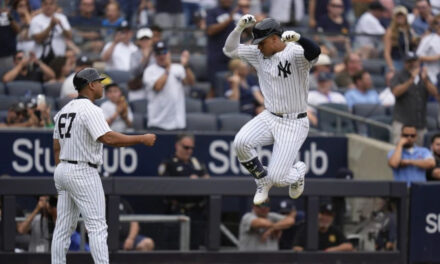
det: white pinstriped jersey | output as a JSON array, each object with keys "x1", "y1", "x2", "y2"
[
  {"x1": 237, "y1": 42, "x2": 315, "y2": 113},
  {"x1": 53, "y1": 98, "x2": 111, "y2": 165}
]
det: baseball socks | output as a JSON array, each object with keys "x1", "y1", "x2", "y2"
[{"x1": 241, "y1": 157, "x2": 271, "y2": 205}]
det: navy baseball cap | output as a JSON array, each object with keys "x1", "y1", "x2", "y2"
[
  {"x1": 154, "y1": 41, "x2": 168, "y2": 55},
  {"x1": 404, "y1": 51, "x2": 418, "y2": 62},
  {"x1": 117, "y1": 20, "x2": 130, "y2": 31},
  {"x1": 76, "y1": 55, "x2": 93, "y2": 66},
  {"x1": 317, "y1": 72, "x2": 333, "y2": 82},
  {"x1": 320, "y1": 203, "x2": 335, "y2": 215},
  {"x1": 279, "y1": 199, "x2": 296, "y2": 214}
]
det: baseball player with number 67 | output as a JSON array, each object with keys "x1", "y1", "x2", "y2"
[{"x1": 223, "y1": 15, "x2": 321, "y2": 205}]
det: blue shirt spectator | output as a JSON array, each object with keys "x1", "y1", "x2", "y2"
[
  {"x1": 388, "y1": 125, "x2": 435, "y2": 186},
  {"x1": 344, "y1": 70, "x2": 380, "y2": 109}
]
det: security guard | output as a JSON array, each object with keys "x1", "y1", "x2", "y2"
[{"x1": 157, "y1": 133, "x2": 209, "y2": 250}]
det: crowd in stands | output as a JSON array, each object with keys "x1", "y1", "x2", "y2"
[{"x1": 2, "y1": 0, "x2": 440, "y2": 253}]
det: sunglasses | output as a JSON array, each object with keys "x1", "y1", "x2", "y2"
[
  {"x1": 182, "y1": 145, "x2": 194, "y2": 150},
  {"x1": 402, "y1": 134, "x2": 416, "y2": 138},
  {"x1": 15, "y1": 56, "x2": 23, "y2": 61},
  {"x1": 330, "y1": 4, "x2": 344, "y2": 8},
  {"x1": 239, "y1": 5, "x2": 250, "y2": 8}
]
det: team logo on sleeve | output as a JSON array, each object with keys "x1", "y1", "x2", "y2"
[{"x1": 277, "y1": 61, "x2": 291, "y2": 78}]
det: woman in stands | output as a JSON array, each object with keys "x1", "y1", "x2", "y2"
[{"x1": 383, "y1": 6, "x2": 417, "y2": 73}]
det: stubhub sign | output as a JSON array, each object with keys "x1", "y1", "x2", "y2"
[{"x1": 1, "y1": 130, "x2": 347, "y2": 177}]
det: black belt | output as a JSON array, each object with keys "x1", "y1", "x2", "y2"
[
  {"x1": 270, "y1": 112, "x2": 307, "y2": 119},
  {"x1": 64, "y1": 160, "x2": 98, "y2": 169}
]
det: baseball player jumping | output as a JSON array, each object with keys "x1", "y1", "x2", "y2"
[
  {"x1": 51, "y1": 68, "x2": 156, "y2": 264},
  {"x1": 223, "y1": 15, "x2": 321, "y2": 205}
]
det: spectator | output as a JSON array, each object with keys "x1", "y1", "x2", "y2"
[
  {"x1": 154, "y1": 0, "x2": 185, "y2": 29},
  {"x1": 309, "y1": 0, "x2": 351, "y2": 28},
  {"x1": 238, "y1": 199, "x2": 296, "y2": 251},
  {"x1": 344, "y1": 70, "x2": 380, "y2": 109},
  {"x1": 0, "y1": 102, "x2": 28, "y2": 127},
  {"x1": 309, "y1": 54, "x2": 336, "y2": 91},
  {"x1": 411, "y1": 0, "x2": 433, "y2": 36},
  {"x1": 334, "y1": 52, "x2": 363, "y2": 89},
  {"x1": 225, "y1": 59, "x2": 264, "y2": 116},
  {"x1": 29, "y1": 0, "x2": 72, "y2": 64},
  {"x1": 150, "y1": 24, "x2": 163, "y2": 44},
  {"x1": 354, "y1": 1, "x2": 386, "y2": 58},
  {"x1": 48, "y1": 56, "x2": 70, "y2": 83},
  {"x1": 158, "y1": 133, "x2": 209, "y2": 249},
  {"x1": 316, "y1": 0, "x2": 351, "y2": 55},
  {"x1": 278, "y1": 199, "x2": 299, "y2": 250},
  {"x1": 388, "y1": 124, "x2": 435, "y2": 185},
  {"x1": 416, "y1": 14, "x2": 440, "y2": 86},
  {"x1": 102, "y1": 1, "x2": 124, "y2": 37},
  {"x1": 2, "y1": 50, "x2": 55, "y2": 83},
  {"x1": 390, "y1": 52, "x2": 438, "y2": 145},
  {"x1": 101, "y1": 20, "x2": 138, "y2": 71},
  {"x1": 128, "y1": 27, "x2": 154, "y2": 101},
  {"x1": 308, "y1": 72, "x2": 347, "y2": 127},
  {"x1": 12, "y1": 0, "x2": 35, "y2": 55},
  {"x1": 134, "y1": 0, "x2": 154, "y2": 28},
  {"x1": 384, "y1": 6, "x2": 417, "y2": 73},
  {"x1": 379, "y1": 71, "x2": 396, "y2": 106},
  {"x1": 143, "y1": 41, "x2": 195, "y2": 130},
  {"x1": 205, "y1": 0, "x2": 241, "y2": 97},
  {"x1": 69, "y1": 0, "x2": 103, "y2": 54},
  {"x1": 101, "y1": 82, "x2": 133, "y2": 132},
  {"x1": 0, "y1": 1, "x2": 20, "y2": 71},
  {"x1": 427, "y1": 133, "x2": 440, "y2": 181},
  {"x1": 293, "y1": 203, "x2": 353, "y2": 252},
  {"x1": 16, "y1": 196, "x2": 57, "y2": 252},
  {"x1": 118, "y1": 199, "x2": 154, "y2": 251},
  {"x1": 60, "y1": 55, "x2": 93, "y2": 98}
]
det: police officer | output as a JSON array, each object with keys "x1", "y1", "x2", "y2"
[{"x1": 157, "y1": 133, "x2": 209, "y2": 249}]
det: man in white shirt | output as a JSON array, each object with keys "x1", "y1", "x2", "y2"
[
  {"x1": 354, "y1": 2, "x2": 386, "y2": 56},
  {"x1": 143, "y1": 41, "x2": 195, "y2": 130},
  {"x1": 29, "y1": 0, "x2": 72, "y2": 62},
  {"x1": 307, "y1": 72, "x2": 347, "y2": 127},
  {"x1": 60, "y1": 55, "x2": 93, "y2": 98},
  {"x1": 100, "y1": 83, "x2": 133, "y2": 132},
  {"x1": 416, "y1": 15, "x2": 440, "y2": 86},
  {"x1": 101, "y1": 20, "x2": 138, "y2": 71}
]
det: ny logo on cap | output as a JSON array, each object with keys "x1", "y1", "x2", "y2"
[{"x1": 278, "y1": 61, "x2": 291, "y2": 78}]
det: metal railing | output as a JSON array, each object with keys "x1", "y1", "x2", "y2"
[
  {"x1": 0, "y1": 177, "x2": 408, "y2": 264},
  {"x1": 15, "y1": 214, "x2": 191, "y2": 251},
  {"x1": 312, "y1": 103, "x2": 393, "y2": 141}
]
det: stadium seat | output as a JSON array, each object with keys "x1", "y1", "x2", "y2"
[
  {"x1": 185, "y1": 97, "x2": 203, "y2": 113},
  {"x1": 0, "y1": 95, "x2": 20, "y2": 111},
  {"x1": 427, "y1": 116, "x2": 438, "y2": 131},
  {"x1": 56, "y1": 97, "x2": 73, "y2": 110},
  {"x1": 43, "y1": 82, "x2": 63, "y2": 97},
  {"x1": 186, "y1": 113, "x2": 217, "y2": 131},
  {"x1": 218, "y1": 113, "x2": 252, "y2": 132},
  {"x1": 6, "y1": 81, "x2": 43, "y2": 96},
  {"x1": 317, "y1": 103, "x2": 354, "y2": 134},
  {"x1": 371, "y1": 74, "x2": 386, "y2": 89},
  {"x1": 368, "y1": 115, "x2": 392, "y2": 142},
  {"x1": 0, "y1": 110, "x2": 7, "y2": 122},
  {"x1": 104, "y1": 70, "x2": 132, "y2": 84},
  {"x1": 130, "y1": 99, "x2": 148, "y2": 114},
  {"x1": 427, "y1": 102, "x2": 438, "y2": 121},
  {"x1": 45, "y1": 96, "x2": 56, "y2": 110},
  {"x1": 205, "y1": 98, "x2": 239, "y2": 115},
  {"x1": 0, "y1": 82, "x2": 5, "y2": 95},
  {"x1": 132, "y1": 113, "x2": 146, "y2": 130},
  {"x1": 352, "y1": 104, "x2": 387, "y2": 135},
  {"x1": 214, "y1": 71, "x2": 229, "y2": 97},
  {"x1": 189, "y1": 53, "x2": 207, "y2": 82},
  {"x1": 362, "y1": 59, "x2": 386, "y2": 75},
  {"x1": 190, "y1": 82, "x2": 210, "y2": 99}
]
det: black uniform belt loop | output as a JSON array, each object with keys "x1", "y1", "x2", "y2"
[
  {"x1": 270, "y1": 112, "x2": 307, "y2": 119},
  {"x1": 63, "y1": 160, "x2": 98, "y2": 169}
]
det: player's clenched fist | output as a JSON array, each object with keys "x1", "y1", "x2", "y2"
[
  {"x1": 236, "y1": 14, "x2": 256, "y2": 31},
  {"x1": 281, "y1": 31, "x2": 301, "y2": 42},
  {"x1": 142, "y1": 133, "x2": 156, "y2": 146}
]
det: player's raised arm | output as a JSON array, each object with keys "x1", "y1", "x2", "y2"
[
  {"x1": 223, "y1": 14, "x2": 256, "y2": 58},
  {"x1": 281, "y1": 30, "x2": 321, "y2": 61}
]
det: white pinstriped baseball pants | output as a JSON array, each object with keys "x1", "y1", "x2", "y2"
[
  {"x1": 51, "y1": 162, "x2": 109, "y2": 264},
  {"x1": 234, "y1": 110, "x2": 309, "y2": 187}
]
